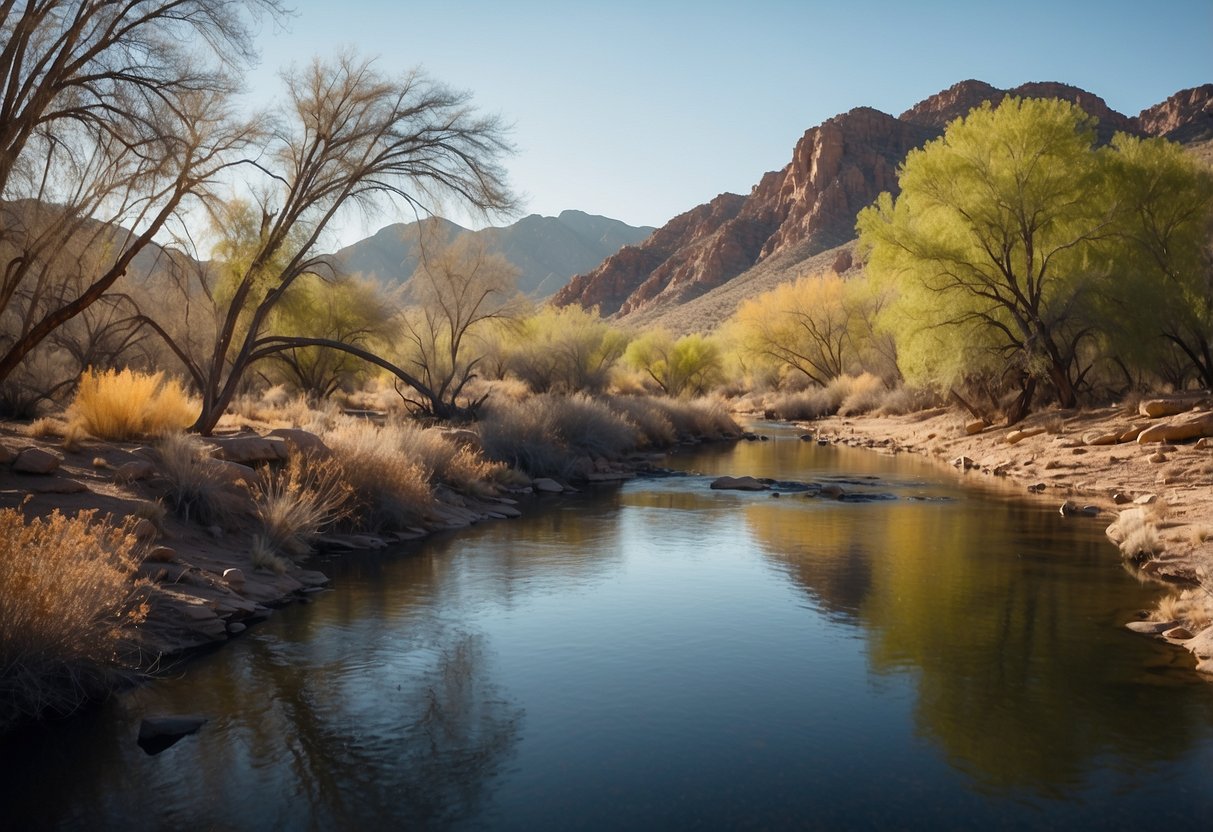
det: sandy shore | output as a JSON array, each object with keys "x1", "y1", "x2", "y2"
[{"x1": 815, "y1": 402, "x2": 1213, "y2": 673}]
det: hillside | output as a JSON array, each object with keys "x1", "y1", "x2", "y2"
[
  {"x1": 555, "y1": 81, "x2": 1213, "y2": 333},
  {"x1": 330, "y1": 210, "x2": 654, "y2": 298}
]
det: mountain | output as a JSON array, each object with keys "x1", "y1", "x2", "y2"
[
  {"x1": 330, "y1": 210, "x2": 654, "y2": 298},
  {"x1": 554, "y1": 81, "x2": 1212, "y2": 332}
]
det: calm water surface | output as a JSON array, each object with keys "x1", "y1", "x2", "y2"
[{"x1": 5, "y1": 425, "x2": 1213, "y2": 830}]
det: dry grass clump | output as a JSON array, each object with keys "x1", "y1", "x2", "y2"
[
  {"x1": 155, "y1": 432, "x2": 246, "y2": 527},
  {"x1": 651, "y1": 396, "x2": 739, "y2": 440},
  {"x1": 541, "y1": 393, "x2": 640, "y2": 458},
  {"x1": 1115, "y1": 507, "x2": 1162, "y2": 561},
  {"x1": 1155, "y1": 589, "x2": 1213, "y2": 632},
  {"x1": 26, "y1": 417, "x2": 70, "y2": 439},
  {"x1": 69, "y1": 368, "x2": 196, "y2": 441},
  {"x1": 324, "y1": 420, "x2": 434, "y2": 530},
  {"x1": 475, "y1": 396, "x2": 573, "y2": 478},
  {"x1": 251, "y1": 454, "x2": 352, "y2": 560},
  {"x1": 875, "y1": 385, "x2": 941, "y2": 416},
  {"x1": 764, "y1": 386, "x2": 843, "y2": 421},
  {"x1": 383, "y1": 419, "x2": 503, "y2": 492},
  {"x1": 0, "y1": 507, "x2": 150, "y2": 732}
]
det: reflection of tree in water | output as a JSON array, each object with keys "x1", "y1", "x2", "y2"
[
  {"x1": 745, "y1": 493, "x2": 1213, "y2": 795},
  {"x1": 236, "y1": 628, "x2": 522, "y2": 829}
]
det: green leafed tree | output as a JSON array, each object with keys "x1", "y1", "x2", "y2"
[
  {"x1": 623, "y1": 329, "x2": 722, "y2": 398},
  {"x1": 858, "y1": 97, "x2": 1120, "y2": 422},
  {"x1": 504, "y1": 305, "x2": 630, "y2": 394}
]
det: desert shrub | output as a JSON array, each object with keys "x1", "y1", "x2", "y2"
[
  {"x1": 603, "y1": 395, "x2": 677, "y2": 447},
  {"x1": 763, "y1": 387, "x2": 841, "y2": 421},
  {"x1": 504, "y1": 305, "x2": 630, "y2": 394},
  {"x1": 541, "y1": 393, "x2": 639, "y2": 458},
  {"x1": 651, "y1": 396, "x2": 740, "y2": 439},
  {"x1": 251, "y1": 454, "x2": 352, "y2": 559},
  {"x1": 324, "y1": 420, "x2": 434, "y2": 531},
  {"x1": 0, "y1": 508, "x2": 149, "y2": 732},
  {"x1": 837, "y1": 373, "x2": 887, "y2": 416},
  {"x1": 155, "y1": 432, "x2": 246, "y2": 527},
  {"x1": 475, "y1": 396, "x2": 571, "y2": 478},
  {"x1": 875, "y1": 385, "x2": 942, "y2": 416},
  {"x1": 70, "y1": 368, "x2": 196, "y2": 440}
]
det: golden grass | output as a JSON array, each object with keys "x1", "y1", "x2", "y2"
[
  {"x1": 69, "y1": 368, "x2": 196, "y2": 441},
  {"x1": 1155, "y1": 589, "x2": 1213, "y2": 632},
  {"x1": 0, "y1": 507, "x2": 149, "y2": 732},
  {"x1": 324, "y1": 420, "x2": 434, "y2": 531},
  {"x1": 251, "y1": 454, "x2": 352, "y2": 558},
  {"x1": 1116, "y1": 507, "x2": 1161, "y2": 560}
]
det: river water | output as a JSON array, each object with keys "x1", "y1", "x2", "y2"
[{"x1": 4, "y1": 425, "x2": 1213, "y2": 830}]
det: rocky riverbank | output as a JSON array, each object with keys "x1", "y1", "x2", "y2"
[{"x1": 815, "y1": 400, "x2": 1213, "y2": 675}]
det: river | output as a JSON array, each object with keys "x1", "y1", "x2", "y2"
[{"x1": 4, "y1": 424, "x2": 1213, "y2": 830}]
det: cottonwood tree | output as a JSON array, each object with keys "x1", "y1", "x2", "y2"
[
  {"x1": 141, "y1": 54, "x2": 515, "y2": 432},
  {"x1": 394, "y1": 235, "x2": 522, "y2": 417},
  {"x1": 1107, "y1": 134, "x2": 1213, "y2": 388},
  {"x1": 623, "y1": 329, "x2": 722, "y2": 397},
  {"x1": 0, "y1": 0, "x2": 282, "y2": 400},
  {"x1": 858, "y1": 97, "x2": 1119, "y2": 423},
  {"x1": 504, "y1": 304, "x2": 629, "y2": 394}
]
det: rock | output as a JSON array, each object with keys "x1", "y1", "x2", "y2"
[
  {"x1": 145, "y1": 546, "x2": 176, "y2": 563},
  {"x1": 267, "y1": 428, "x2": 331, "y2": 457},
  {"x1": 1083, "y1": 431, "x2": 1120, "y2": 446},
  {"x1": 819, "y1": 484, "x2": 846, "y2": 499},
  {"x1": 1059, "y1": 501, "x2": 1099, "y2": 517},
  {"x1": 1005, "y1": 427, "x2": 1046, "y2": 444},
  {"x1": 1139, "y1": 397, "x2": 1200, "y2": 418},
  {"x1": 951, "y1": 456, "x2": 975, "y2": 470},
  {"x1": 1137, "y1": 411, "x2": 1213, "y2": 444},
  {"x1": 227, "y1": 622, "x2": 246, "y2": 635},
  {"x1": 1196, "y1": 437, "x2": 1210, "y2": 450},
  {"x1": 212, "y1": 459, "x2": 256, "y2": 486},
  {"x1": 710, "y1": 475, "x2": 768, "y2": 492},
  {"x1": 0, "y1": 442, "x2": 15, "y2": 464},
  {"x1": 770, "y1": 491, "x2": 780, "y2": 499},
  {"x1": 1112, "y1": 492, "x2": 1132, "y2": 505},
  {"x1": 964, "y1": 419, "x2": 986, "y2": 436},
  {"x1": 1148, "y1": 452, "x2": 1167, "y2": 464},
  {"x1": 207, "y1": 434, "x2": 289, "y2": 464},
  {"x1": 137, "y1": 715, "x2": 208, "y2": 755},
  {"x1": 1163, "y1": 626, "x2": 1194, "y2": 640},
  {"x1": 222, "y1": 567, "x2": 245, "y2": 588},
  {"x1": 207, "y1": 525, "x2": 223, "y2": 539},
  {"x1": 1027, "y1": 482, "x2": 1047, "y2": 493},
  {"x1": 799, "y1": 433, "x2": 814, "y2": 441},
  {"x1": 532, "y1": 477, "x2": 564, "y2": 493},
  {"x1": 1133, "y1": 494, "x2": 1158, "y2": 505},
  {"x1": 1043, "y1": 459, "x2": 1061, "y2": 470},
  {"x1": 1188, "y1": 626, "x2": 1213, "y2": 660},
  {"x1": 113, "y1": 460, "x2": 157, "y2": 482},
  {"x1": 11, "y1": 447, "x2": 60, "y2": 475},
  {"x1": 1119, "y1": 424, "x2": 1148, "y2": 442},
  {"x1": 1125, "y1": 620, "x2": 1179, "y2": 635}
]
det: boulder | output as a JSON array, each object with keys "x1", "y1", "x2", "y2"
[
  {"x1": 709, "y1": 476, "x2": 768, "y2": 492},
  {"x1": 207, "y1": 434, "x2": 289, "y2": 464},
  {"x1": 11, "y1": 447, "x2": 60, "y2": 475},
  {"x1": 532, "y1": 477, "x2": 564, "y2": 493},
  {"x1": 1133, "y1": 493, "x2": 1158, "y2": 506},
  {"x1": 1112, "y1": 492, "x2": 1132, "y2": 505},
  {"x1": 0, "y1": 442, "x2": 14, "y2": 464},
  {"x1": 1197, "y1": 438, "x2": 1210, "y2": 450},
  {"x1": 1139, "y1": 397, "x2": 1201, "y2": 418},
  {"x1": 1119, "y1": 424, "x2": 1148, "y2": 442},
  {"x1": 1163, "y1": 626, "x2": 1194, "y2": 640},
  {"x1": 1148, "y1": 451, "x2": 1167, "y2": 464},
  {"x1": 212, "y1": 459, "x2": 257, "y2": 486},
  {"x1": 137, "y1": 715, "x2": 207, "y2": 755},
  {"x1": 1027, "y1": 482, "x2": 1047, "y2": 493},
  {"x1": 113, "y1": 460, "x2": 157, "y2": 482},
  {"x1": 145, "y1": 546, "x2": 176, "y2": 564},
  {"x1": 1059, "y1": 501, "x2": 1099, "y2": 517},
  {"x1": 1187, "y1": 626, "x2": 1213, "y2": 660},
  {"x1": 1136, "y1": 411, "x2": 1213, "y2": 444},
  {"x1": 222, "y1": 568, "x2": 245, "y2": 588},
  {"x1": 964, "y1": 419, "x2": 986, "y2": 436},
  {"x1": 1083, "y1": 431, "x2": 1120, "y2": 446},
  {"x1": 1005, "y1": 427, "x2": 1046, "y2": 445},
  {"x1": 267, "y1": 428, "x2": 331, "y2": 457}
]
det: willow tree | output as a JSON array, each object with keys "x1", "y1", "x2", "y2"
[
  {"x1": 857, "y1": 97, "x2": 1118, "y2": 422},
  {"x1": 623, "y1": 329, "x2": 722, "y2": 397},
  {"x1": 143, "y1": 54, "x2": 515, "y2": 433},
  {"x1": 0, "y1": 0, "x2": 282, "y2": 397}
]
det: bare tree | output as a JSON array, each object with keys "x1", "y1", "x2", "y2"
[
  {"x1": 140, "y1": 53, "x2": 516, "y2": 433},
  {"x1": 0, "y1": 0, "x2": 283, "y2": 402},
  {"x1": 395, "y1": 235, "x2": 521, "y2": 417}
]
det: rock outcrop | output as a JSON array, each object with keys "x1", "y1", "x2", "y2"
[{"x1": 1134, "y1": 84, "x2": 1213, "y2": 142}]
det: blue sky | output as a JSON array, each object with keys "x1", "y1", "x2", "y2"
[{"x1": 245, "y1": 0, "x2": 1211, "y2": 247}]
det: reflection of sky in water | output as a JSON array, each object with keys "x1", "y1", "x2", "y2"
[{"x1": 3, "y1": 427, "x2": 1213, "y2": 829}]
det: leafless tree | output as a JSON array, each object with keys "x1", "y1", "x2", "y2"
[
  {"x1": 140, "y1": 53, "x2": 516, "y2": 432},
  {"x1": 0, "y1": 0, "x2": 284, "y2": 404}
]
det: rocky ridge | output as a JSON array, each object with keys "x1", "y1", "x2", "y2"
[{"x1": 555, "y1": 80, "x2": 1212, "y2": 327}]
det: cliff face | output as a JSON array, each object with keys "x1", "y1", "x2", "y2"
[
  {"x1": 556, "y1": 80, "x2": 1208, "y2": 322},
  {"x1": 1135, "y1": 84, "x2": 1213, "y2": 142}
]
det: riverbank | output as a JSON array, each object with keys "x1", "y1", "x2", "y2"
[{"x1": 814, "y1": 401, "x2": 1213, "y2": 674}]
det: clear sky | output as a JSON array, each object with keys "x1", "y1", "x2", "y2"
[{"x1": 244, "y1": 0, "x2": 1211, "y2": 248}]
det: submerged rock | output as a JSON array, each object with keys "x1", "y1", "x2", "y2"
[{"x1": 710, "y1": 476, "x2": 768, "y2": 492}]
